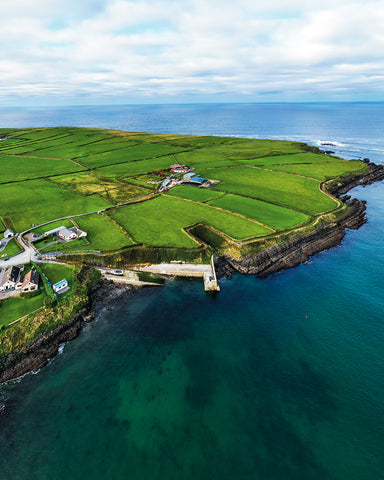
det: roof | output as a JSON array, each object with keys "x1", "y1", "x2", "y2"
[
  {"x1": 1, "y1": 266, "x2": 21, "y2": 286},
  {"x1": 183, "y1": 172, "x2": 196, "y2": 179},
  {"x1": 44, "y1": 226, "x2": 65, "y2": 236},
  {"x1": 53, "y1": 279, "x2": 68, "y2": 289},
  {"x1": 21, "y1": 270, "x2": 39, "y2": 288},
  {"x1": 4, "y1": 229, "x2": 14, "y2": 236},
  {"x1": 57, "y1": 227, "x2": 77, "y2": 238}
]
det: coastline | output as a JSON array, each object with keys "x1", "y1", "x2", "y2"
[
  {"x1": 1, "y1": 162, "x2": 383, "y2": 384},
  {"x1": 216, "y1": 161, "x2": 384, "y2": 278}
]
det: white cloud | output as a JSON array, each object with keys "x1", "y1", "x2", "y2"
[{"x1": 0, "y1": 0, "x2": 383, "y2": 104}]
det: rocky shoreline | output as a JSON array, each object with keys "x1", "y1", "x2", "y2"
[
  {"x1": 0, "y1": 280, "x2": 134, "y2": 384},
  {"x1": 1, "y1": 162, "x2": 383, "y2": 385},
  {"x1": 215, "y1": 161, "x2": 384, "y2": 279}
]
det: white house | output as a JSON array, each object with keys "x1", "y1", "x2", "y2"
[
  {"x1": 0, "y1": 266, "x2": 23, "y2": 291},
  {"x1": 21, "y1": 270, "x2": 39, "y2": 292},
  {"x1": 4, "y1": 229, "x2": 14, "y2": 239},
  {"x1": 53, "y1": 279, "x2": 69, "y2": 294},
  {"x1": 56, "y1": 227, "x2": 77, "y2": 241}
]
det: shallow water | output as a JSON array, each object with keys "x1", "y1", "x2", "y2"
[{"x1": 0, "y1": 103, "x2": 383, "y2": 479}]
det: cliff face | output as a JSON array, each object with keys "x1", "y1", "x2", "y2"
[{"x1": 215, "y1": 198, "x2": 367, "y2": 279}]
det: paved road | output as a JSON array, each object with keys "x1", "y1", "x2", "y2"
[
  {"x1": 0, "y1": 235, "x2": 40, "y2": 269},
  {"x1": 136, "y1": 263, "x2": 211, "y2": 276}
]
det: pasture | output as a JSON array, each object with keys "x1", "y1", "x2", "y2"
[
  {"x1": 0, "y1": 293, "x2": 45, "y2": 327},
  {"x1": 208, "y1": 194, "x2": 310, "y2": 230},
  {"x1": 0, "y1": 127, "x2": 367, "y2": 256},
  {"x1": 111, "y1": 195, "x2": 272, "y2": 247},
  {"x1": 198, "y1": 166, "x2": 338, "y2": 214},
  {"x1": 0, "y1": 179, "x2": 111, "y2": 232},
  {"x1": 167, "y1": 186, "x2": 222, "y2": 202},
  {"x1": 266, "y1": 160, "x2": 367, "y2": 181}
]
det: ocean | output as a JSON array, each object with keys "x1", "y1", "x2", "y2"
[{"x1": 0, "y1": 103, "x2": 383, "y2": 480}]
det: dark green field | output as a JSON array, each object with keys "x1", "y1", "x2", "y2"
[{"x1": 0, "y1": 127, "x2": 367, "y2": 254}]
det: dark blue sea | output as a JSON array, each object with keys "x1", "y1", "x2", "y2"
[{"x1": 0, "y1": 103, "x2": 383, "y2": 480}]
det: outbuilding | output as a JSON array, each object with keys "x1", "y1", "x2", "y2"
[
  {"x1": 4, "y1": 229, "x2": 14, "y2": 239},
  {"x1": 53, "y1": 279, "x2": 69, "y2": 294}
]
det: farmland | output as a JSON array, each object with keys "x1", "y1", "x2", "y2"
[{"x1": 0, "y1": 127, "x2": 368, "y2": 256}]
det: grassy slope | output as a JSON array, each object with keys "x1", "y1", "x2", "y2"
[{"x1": 0, "y1": 293, "x2": 46, "y2": 327}]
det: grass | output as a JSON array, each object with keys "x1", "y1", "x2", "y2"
[
  {"x1": 266, "y1": 160, "x2": 368, "y2": 181},
  {"x1": 74, "y1": 214, "x2": 134, "y2": 251},
  {"x1": 31, "y1": 219, "x2": 75, "y2": 236},
  {"x1": 40, "y1": 263, "x2": 76, "y2": 292},
  {"x1": 0, "y1": 179, "x2": 111, "y2": 232},
  {"x1": 208, "y1": 194, "x2": 310, "y2": 230},
  {"x1": 0, "y1": 127, "x2": 367, "y2": 254},
  {"x1": 0, "y1": 238, "x2": 22, "y2": 258},
  {"x1": 198, "y1": 165, "x2": 338, "y2": 214},
  {"x1": 0, "y1": 154, "x2": 85, "y2": 183},
  {"x1": 110, "y1": 195, "x2": 272, "y2": 247},
  {"x1": 51, "y1": 171, "x2": 150, "y2": 204},
  {"x1": 167, "y1": 185, "x2": 222, "y2": 202},
  {"x1": 234, "y1": 152, "x2": 346, "y2": 166},
  {"x1": 96, "y1": 155, "x2": 175, "y2": 177},
  {"x1": 0, "y1": 292, "x2": 46, "y2": 327}
]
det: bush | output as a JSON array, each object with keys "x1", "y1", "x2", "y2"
[{"x1": 20, "y1": 289, "x2": 41, "y2": 299}]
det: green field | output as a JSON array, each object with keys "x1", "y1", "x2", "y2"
[
  {"x1": 0, "y1": 238, "x2": 22, "y2": 258},
  {"x1": 266, "y1": 160, "x2": 367, "y2": 181},
  {"x1": 74, "y1": 214, "x2": 134, "y2": 251},
  {"x1": 111, "y1": 195, "x2": 272, "y2": 247},
  {"x1": 0, "y1": 154, "x2": 84, "y2": 184},
  {"x1": 0, "y1": 179, "x2": 111, "y2": 232},
  {"x1": 167, "y1": 186, "x2": 222, "y2": 202},
  {"x1": 197, "y1": 166, "x2": 338, "y2": 214},
  {"x1": 0, "y1": 127, "x2": 366, "y2": 255},
  {"x1": 208, "y1": 194, "x2": 310, "y2": 230},
  {"x1": 0, "y1": 293, "x2": 46, "y2": 327},
  {"x1": 41, "y1": 263, "x2": 76, "y2": 287}
]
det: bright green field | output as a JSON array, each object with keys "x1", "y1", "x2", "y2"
[
  {"x1": 97, "y1": 156, "x2": 175, "y2": 177},
  {"x1": 74, "y1": 214, "x2": 134, "y2": 251},
  {"x1": 0, "y1": 293, "x2": 46, "y2": 327},
  {"x1": 167, "y1": 186, "x2": 222, "y2": 202},
  {"x1": 208, "y1": 194, "x2": 310, "y2": 230},
  {"x1": 266, "y1": 160, "x2": 367, "y2": 181},
  {"x1": 0, "y1": 238, "x2": 22, "y2": 258},
  {"x1": 198, "y1": 166, "x2": 338, "y2": 214},
  {"x1": 0, "y1": 179, "x2": 111, "y2": 232},
  {"x1": 32, "y1": 219, "x2": 75, "y2": 236},
  {"x1": 233, "y1": 152, "x2": 346, "y2": 166},
  {"x1": 111, "y1": 195, "x2": 272, "y2": 247},
  {"x1": 0, "y1": 127, "x2": 365, "y2": 251},
  {"x1": 0, "y1": 154, "x2": 84, "y2": 183},
  {"x1": 41, "y1": 263, "x2": 76, "y2": 287}
]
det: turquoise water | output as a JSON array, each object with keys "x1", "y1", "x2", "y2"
[{"x1": 0, "y1": 104, "x2": 384, "y2": 479}]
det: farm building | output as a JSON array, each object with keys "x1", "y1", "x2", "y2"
[
  {"x1": 4, "y1": 229, "x2": 14, "y2": 239},
  {"x1": 53, "y1": 279, "x2": 69, "y2": 294},
  {"x1": 183, "y1": 173, "x2": 208, "y2": 185},
  {"x1": 170, "y1": 164, "x2": 194, "y2": 173}
]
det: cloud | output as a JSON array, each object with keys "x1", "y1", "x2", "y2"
[{"x1": 0, "y1": 0, "x2": 383, "y2": 104}]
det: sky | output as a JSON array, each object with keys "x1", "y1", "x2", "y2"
[{"x1": 1, "y1": 0, "x2": 383, "y2": 105}]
